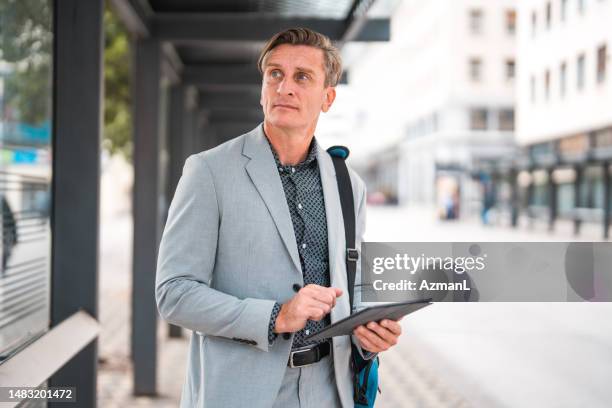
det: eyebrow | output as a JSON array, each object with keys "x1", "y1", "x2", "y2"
[{"x1": 266, "y1": 62, "x2": 317, "y2": 75}]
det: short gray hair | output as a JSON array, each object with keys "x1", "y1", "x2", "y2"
[{"x1": 257, "y1": 27, "x2": 343, "y2": 87}]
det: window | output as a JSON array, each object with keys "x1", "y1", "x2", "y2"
[
  {"x1": 531, "y1": 11, "x2": 537, "y2": 37},
  {"x1": 505, "y1": 9, "x2": 516, "y2": 35},
  {"x1": 578, "y1": 0, "x2": 585, "y2": 14},
  {"x1": 505, "y1": 59, "x2": 516, "y2": 81},
  {"x1": 470, "y1": 108, "x2": 488, "y2": 130},
  {"x1": 560, "y1": 62, "x2": 567, "y2": 97},
  {"x1": 531, "y1": 75, "x2": 537, "y2": 102},
  {"x1": 498, "y1": 109, "x2": 515, "y2": 131},
  {"x1": 545, "y1": 69, "x2": 551, "y2": 100},
  {"x1": 597, "y1": 45, "x2": 607, "y2": 83},
  {"x1": 546, "y1": 2, "x2": 552, "y2": 29},
  {"x1": 470, "y1": 58, "x2": 482, "y2": 82},
  {"x1": 469, "y1": 9, "x2": 483, "y2": 34},
  {"x1": 577, "y1": 53, "x2": 586, "y2": 90},
  {"x1": 0, "y1": 0, "x2": 53, "y2": 361},
  {"x1": 561, "y1": 0, "x2": 568, "y2": 22}
]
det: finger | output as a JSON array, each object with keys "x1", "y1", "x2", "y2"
[
  {"x1": 303, "y1": 285, "x2": 336, "y2": 306},
  {"x1": 333, "y1": 287, "x2": 343, "y2": 297},
  {"x1": 310, "y1": 290, "x2": 336, "y2": 307},
  {"x1": 380, "y1": 319, "x2": 402, "y2": 336},
  {"x1": 367, "y1": 322, "x2": 398, "y2": 345},
  {"x1": 306, "y1": 305, "x2": 330, "y2": 321},
  {"x1": 358, "y1": 324, "x2": 390, "y2": 351},
  {"x1": 305, "y1": 299, "x2": 332, "y2": 315},
  {"x1": 355, "y1": 331, "x2": 378, "y2": 353}
]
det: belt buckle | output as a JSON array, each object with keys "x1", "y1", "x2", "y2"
[{"x1": 288, "y1": 345, "x2": 317, "y2": 368}]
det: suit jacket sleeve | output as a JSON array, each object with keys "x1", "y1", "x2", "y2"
[{"x1": 155, "y1": 154, "x2": 276, "y2": 352}]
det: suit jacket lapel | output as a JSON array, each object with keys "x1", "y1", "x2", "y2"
[{"x1": 242, "y1": 124, "x2": 302, "y2": 277}]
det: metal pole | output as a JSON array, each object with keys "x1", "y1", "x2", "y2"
[
  {"x1": 49, "y1": 1, "x2": 103, "y2": 406},
  {"x1": 166, "y1": 84, "x2": 185, "y2": 339},
  {"x1": 132, "y1": 38, "x2": 161, "y2": 396}
]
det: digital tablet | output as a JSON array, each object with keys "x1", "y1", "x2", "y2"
[{"x1": 304, "y1": 298, "x2": 433, "y2": 342}]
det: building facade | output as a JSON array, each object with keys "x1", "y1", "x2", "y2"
[
  {"x1": 516, "y1": 0, "x2": 612, "y2": 235},
  {"x1": 347, "y1": 0, "x2": 518, "y2": 218}
]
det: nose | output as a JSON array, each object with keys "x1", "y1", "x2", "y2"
[{"x1": 276, "y1": 77, "x2": 295, "y2": 96}]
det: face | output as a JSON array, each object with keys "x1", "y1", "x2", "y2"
[{"x1": 260, "y1": 44, "x2": 336, "y2": 132}]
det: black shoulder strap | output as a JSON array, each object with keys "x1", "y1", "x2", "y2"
[{"x1": 326, "y1": 146, "x2": 358, "y2": 311}]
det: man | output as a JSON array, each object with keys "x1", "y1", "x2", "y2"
[{"x1": 156, "y1": 28, "x2": 403, "y2": 408}]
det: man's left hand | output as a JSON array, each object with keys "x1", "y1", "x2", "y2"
[{"x1": 353, "y1": 318, "x2": 402, "y2": 353}]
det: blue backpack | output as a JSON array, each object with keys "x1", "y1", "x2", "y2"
[{"x1": 327, "y1": 146, "x2": 380, "y2": 408}]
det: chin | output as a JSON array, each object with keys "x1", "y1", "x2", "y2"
[{"x1": 266, "y1": 113, "x2": 304, "y2": 129}]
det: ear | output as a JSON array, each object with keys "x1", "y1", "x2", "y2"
[{"x1": 321, "y1": 87, "x2": 336, "y2": 113}]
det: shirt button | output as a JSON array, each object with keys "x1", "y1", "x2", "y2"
[
  {"x1": 291, "y1": 167, "x2": 296, "y2": 173},
  {"x1": 305, "y1": 329, "x2": 310, "y2": 335},
  {"x1": 297, "y1": 203, "x2": 303, "y2": 210},
  {"x1": 302, "y1": 243, "x2": 307, "y2": 249}
]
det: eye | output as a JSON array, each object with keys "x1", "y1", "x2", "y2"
[
  {"x1": 269, "y1": 69, "x2": 282, "y2": 79},
  {"x1": 296, "y1": 72, "x2": 310, "y2": 81}
]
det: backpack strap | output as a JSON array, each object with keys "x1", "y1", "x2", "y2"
[{"x1": 326, "y1": 145, "x2": 358, "y2": 311}]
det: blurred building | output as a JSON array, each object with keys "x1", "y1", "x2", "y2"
[
  {"x1": 400, "y1": 0, "x2": 518, "y2": 216},
  {"x1": 516, "y1": 0, "x2": 612, "y2": 236},
  {"x1": 351, "y1": 0, "x2": 518, "y2": 216}
]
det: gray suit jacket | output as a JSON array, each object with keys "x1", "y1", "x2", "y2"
[{"x1": 155, "y1": 124, "x2": 369, "y2": 408}]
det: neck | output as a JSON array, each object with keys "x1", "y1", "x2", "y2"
[{"x1": 263, "y1": 120, "x2": 316, "y2": 165}]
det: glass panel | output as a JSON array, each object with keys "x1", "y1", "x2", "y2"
[{"x1": 0, "y1": 0, "x2": 53, "y2": 361}]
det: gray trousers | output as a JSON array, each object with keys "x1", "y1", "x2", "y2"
[{"x1": 272, "y1": 354, "x2": 343, "y2": 408}]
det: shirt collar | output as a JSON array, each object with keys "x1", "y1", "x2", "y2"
[{"x1": 267, "y1": 136, "x2": 318, "y2": 170}]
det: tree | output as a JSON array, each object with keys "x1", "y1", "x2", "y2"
[
  {"x1": 0, "y1": 0, "x2": 52, "y2": 129},
  {"x1": 104, "y1": 4, "x2": 132, "y2": 160}
]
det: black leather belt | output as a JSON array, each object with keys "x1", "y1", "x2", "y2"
[{"x1": 287, "y1": 341, "x2": 331, "y2": 368}]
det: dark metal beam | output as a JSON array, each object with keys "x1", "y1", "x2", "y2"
[
  {"x1": 152, "y1": 14, "x2": 390, "y2": 42},
  {"x1": 202, "y1": 108, "x2": 264, "y2": 124},
  {"x1": 204, "y1": 122, "x2": 262, "y2": 145},
  {"x1": 182, "y1": 64, "x2": 262, "y2": 86},
  {"x1": 199, "y1": 91, "x2": 261, "y2": 110},
  {"x1": 166, "y1": 85, "x2": 186, "y2": 340},
  {"x1": 183, "y1": 65, "x2": 348, "y2": 87},
  {"x1": 340, "y1": 0, "x2": 379, "y2": 46},
  {"x1": 49, "y1": 1, "x2": 103, "y2": 406},
  {"x1": 161, "y1": 42, "x2": 184, "y2": 85},
  {"x1": 166, "y1": 84, "x2": 186, "y2": 215},
  {"x1": 109, "y1": 0, "x2": 153, "y2": 37},
  {"x1": 132, "y1": 38, "x2": 161, "y2": 396}
]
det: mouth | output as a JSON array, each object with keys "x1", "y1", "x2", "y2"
[{"x1": 273, "y1": 104, "x2": 299, "y2": 110}]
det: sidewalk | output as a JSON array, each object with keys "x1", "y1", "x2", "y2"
[
  {"x1": 97, "y1": 213, "x2": 187, "y2": 407},
  {"x1": 96, "y1": 205, "x2": 612, "y2": 407}
]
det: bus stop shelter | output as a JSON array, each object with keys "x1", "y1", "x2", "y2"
[{"x1": 0, "y1": 1, "x2": 390, "y2": 406}]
